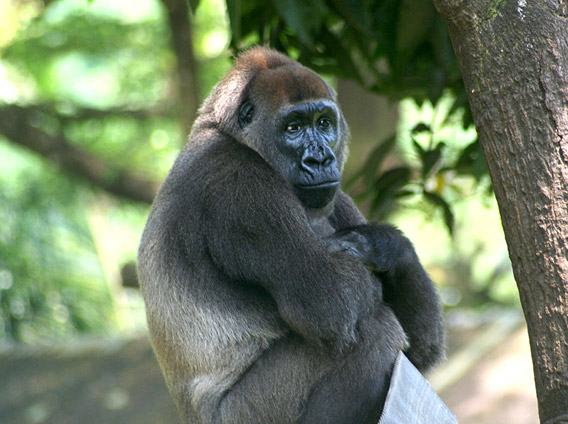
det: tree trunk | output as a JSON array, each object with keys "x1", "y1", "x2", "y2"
[{"x1": 432, "y1": 1, "x2": 568, "y2": 422}]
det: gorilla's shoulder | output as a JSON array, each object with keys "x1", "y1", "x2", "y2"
[{"x1": 161, "y1": 135, "x2": 284, "y2": 205}]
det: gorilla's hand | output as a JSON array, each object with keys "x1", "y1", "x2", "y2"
[
  {"x1": 324, "y1": 224, "x2": 413, "y2": 279},
  {"x1": 326, "y1": 224, "x2": 445, "y2": 371},
  {"x1": 323, "y1": 230, "x2": 384, "y2": 274}
]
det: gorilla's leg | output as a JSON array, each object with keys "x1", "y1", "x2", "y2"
[
  {"x1": 299, "y1": 307, "x2": 406, "y2": 424},
  {"x1": 215, "y1": 307, "x2": 406, "y2": 424}
]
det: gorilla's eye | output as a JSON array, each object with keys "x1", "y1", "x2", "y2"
[
  {"x1": 286, "y1": 123, "x2": 302, "y2": 133},
  {"x1": 317, "y1": 117, "x2": 331, "y2": 129},
  {"x1": 238, "y1": 100, "x2": 255, "y2": 128}
]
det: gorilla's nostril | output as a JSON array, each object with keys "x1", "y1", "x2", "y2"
[
  {"x1": 304, "y1": 157, "x2": 321, "y2": 166},
  {"x1": 301, "y1": 146, "x2": 336, "y2": 171}
]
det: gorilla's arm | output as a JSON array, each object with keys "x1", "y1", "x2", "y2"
[
  {"x1": 325, "y1": 223, "x2": 445, "y2": 371},
  {"x1": 326, "y1": 194, "x2": 444, "y2": 371},
  {"x1": 328, "y1": 190, "x2": 368, "y2": 229},
  {"x1": 200, "y1": 139, "x2": 378, "y2": 349}
]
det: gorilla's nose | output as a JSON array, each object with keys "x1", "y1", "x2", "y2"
[{"x1": 300, "y1": 145, "x2": 336, "y2": 175}]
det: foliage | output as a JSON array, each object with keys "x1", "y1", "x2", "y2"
[
  {"x1": 225, "y1": 0, "x2": 465, "y2": 106},
  {"x1": 0, "y1": 141, "x2": 115, "y2": 342},
  {"x1": 344, "y1": 97, "x2": 486, "y2": 234},
  {"x1": 0, "y1": 0, "x2": 230, "y2": 342}
]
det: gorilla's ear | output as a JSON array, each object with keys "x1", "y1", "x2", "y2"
[{"x1": 238, "y1": 100, "x2": 255, "y2": 128}]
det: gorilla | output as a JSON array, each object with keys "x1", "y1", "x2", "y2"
[{"x1": 137, "y1": 47, "x2": 445, "y2": 424}]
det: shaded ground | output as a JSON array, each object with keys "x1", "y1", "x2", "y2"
[
  {"x1": 0, "y1": 314, "x2": 538, "y2": 424},
  {"x1": 0, "y1": 337, "x2": 180, "y2": 424},
  {"x1": 438, "y1": 326, "x2": 538, "y2": 424}
]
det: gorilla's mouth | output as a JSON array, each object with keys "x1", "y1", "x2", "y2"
[
  {"x1": 294, "y1": 181, "x2": 339, "y2": 209},
  {"x1": 296, "y1": 180, "x2": 340, "y2": 190}
]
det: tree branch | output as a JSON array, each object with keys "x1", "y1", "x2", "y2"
[
  {"x1": 161, "y1": 0, "x2": 199, "y2": 138},
  {"x1": 0, "y1": 105, "x2": 159, "y2": 204},
  {"x1": 54, "y1": 105, "x2": 176, "y2": 122}
]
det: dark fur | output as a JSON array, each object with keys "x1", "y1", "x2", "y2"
[{"x1": 137, "y1": 47, "x2": 444, "y2": 424}]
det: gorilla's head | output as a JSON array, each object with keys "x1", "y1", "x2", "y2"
[{"x1": 198, "y1": 47, "x2": 350, "y2": 211}]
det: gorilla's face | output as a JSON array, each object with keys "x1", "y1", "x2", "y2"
[
  {"x1": 237, "y1": 66, "x2": 345, "y2": 210},
  {"x1": 277, "y1": 100, "x2": 341, "y2": 209}
]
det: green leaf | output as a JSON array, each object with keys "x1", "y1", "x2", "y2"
[
  {"x1": 455, "y1": 140, "x2": 478, "y2": 168},
  {"x1": 369, "y1": 167, "x2": 411, "y2": 218},
  {"x1": 314, "y1": 28, "x2": 364, "y2": 83},
  {"x1": 422, "y1": 142, "x2": 445, "y2": 178},
  {"x1": 455, "y1": 138, "x2": 487, "y2": 180},
  {"x1": 412, "y1": 137, "x2": 426, "y2": 157},
  {"x1": 364, "y1": 135, "x2": 397, "y2": 187},
  {"x1": 345, "y1": 134, "x2": 396, "y2": 191},
  {"x1": 373, "y1": 167, "x2": 411, "y2": 192},
  {"x1": 397, "y1": 0, "x2": 435, "y2": 56},
  {"x1": 271, "y1": 0, "x2": 328, "y2": 48},
  {"x1": 423, "y1": 191, "x2": 454, "y2": 235},
  {"x1": 328, "y1": 0, "x2": 374, "y2": 36}
]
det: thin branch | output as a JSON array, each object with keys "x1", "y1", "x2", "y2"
[
  {"x1": 161, "y1": 0, "x2": 199, "y2": 138},
  {"x1": 0, "y1": 105, "x2": 159, "y2": 204},
  {"x1": 52, "y1": 105, "x2": 177, "y2": 122}
]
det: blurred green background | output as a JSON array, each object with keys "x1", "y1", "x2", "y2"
[{"x1": 0, "y1": 0, "x2": 231, "y2": 343}]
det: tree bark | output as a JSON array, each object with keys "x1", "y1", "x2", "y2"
[{"x1": 433, "y1": 1, "x2": 568, "y2": 422}]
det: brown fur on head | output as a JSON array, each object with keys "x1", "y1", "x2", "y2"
[{"x1": 191, "y1": 47, "x2": 350, "y2": 172}]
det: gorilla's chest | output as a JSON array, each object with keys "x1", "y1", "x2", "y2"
[{"x1": 308, "y1": 216, "x2": 336, "y2": 238}]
